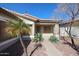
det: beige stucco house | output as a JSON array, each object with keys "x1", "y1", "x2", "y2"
[
  {"x1": 0, "y1": 7, "x2": 79, "y2": 40},
  {"x1": 0, "y1": 7, "x2": 60, "y2": 40}
]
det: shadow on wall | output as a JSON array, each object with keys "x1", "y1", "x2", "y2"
[{"x1": 0, "y1": 37, "x2": 31, "y2": 56}]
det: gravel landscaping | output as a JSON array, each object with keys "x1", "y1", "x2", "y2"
[
  {"x1": 53, "y1": 39, "x2": 79, "y2": 56},
  {"x1": 27, "y1": 41, "x2": 48, "y2": 56}
]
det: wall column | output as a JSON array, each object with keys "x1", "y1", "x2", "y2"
[
  {"x1": 54, "y1": 24, "x2": 60, "y2": 40},
  {"x1": 32, "y1": 24, "x2": 35, "y2": 38}
]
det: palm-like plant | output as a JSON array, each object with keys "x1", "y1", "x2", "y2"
[{"x1": 5, "y1": 19, "x2": 30, "y2": 56}]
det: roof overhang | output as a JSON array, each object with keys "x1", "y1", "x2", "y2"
[
  {"x1": 0, "y1": 7, "x2": 39, "y2": 22},
  {"x1": 0, "y1": 7, "x2": 59, "y2": 24},
  {"x1": 0, "y1": 7, "x2": 19, "y2": 20},
  {"x1": 59, "y1": 20, "x2": 79, "y2": 26},
  {"x1": 35, "y1": 20, "x2": 58, "y2": 25}
]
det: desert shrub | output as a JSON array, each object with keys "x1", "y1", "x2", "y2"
[
  {"x1": 49, "y1": 36, "x2": 59, "y2": 43},
  {"x1": 33, "y1": 33, "x2": 44, "y2": 43}
]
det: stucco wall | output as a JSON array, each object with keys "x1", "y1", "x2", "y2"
[
  {"x1": 54, "y1": 23, "x2": 60, "y2": 40},
  {"x1": 60, "y1": 27, "x2": 68, "y2": 37},
  {"x1": 60, "y1": 26, "x2": 79, "y2": 38},
  {"x1": 71, "y1": 26, "x2": 79, "y2": 38}
]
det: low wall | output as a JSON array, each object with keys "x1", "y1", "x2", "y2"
[
  {"x1": 0, "y1": 36, "x2": 31, "y2": 56},
  {"x1": 0, "y1": 37, "x2": 19, "y2": 52}
]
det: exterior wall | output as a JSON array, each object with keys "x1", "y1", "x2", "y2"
[
  {"x1": 71, "y1": 22, "x2": 79, "y2": 38},
  {"x1": 60, "y1": 27, "x2": 68, "y2": 37},
  {"x1": 60, "y1": 25, "x2": 79, "y2": 38},
  {"x1": 71, "y1": 26, "x2": 79, "y2": 38}
]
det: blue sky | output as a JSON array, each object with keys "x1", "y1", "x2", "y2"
[{"x1": 0, "y1": 3, "x2": 58, "y2": 19}]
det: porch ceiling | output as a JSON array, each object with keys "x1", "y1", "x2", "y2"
[{"x1": 35, "y1": 23, "x2": 56, "y2": 26}]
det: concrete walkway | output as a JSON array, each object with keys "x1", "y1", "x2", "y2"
[{"x1": 42, "y1": 39, "x2": 63, "y2": 56}]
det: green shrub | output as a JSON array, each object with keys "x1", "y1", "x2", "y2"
[
  {"x1": 33, "y1": 33, "x2": 44, "y2": 43},
  {"x1": 49, "y1": 36, "x2": 59, "y2": 43}
]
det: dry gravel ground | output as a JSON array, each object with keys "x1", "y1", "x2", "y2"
[
  {"x1": 27, "y1": 40, "x2": 63, "y2": 56},
  {"x1": 53, "y1": 39, "x2": 78, "y2": 56},
  {"x1": 24, "y1": 38, "x2": 79, "y2": 56},
  {"x1": 27, "y1": 41, "x2": 48, "y2": 56}
]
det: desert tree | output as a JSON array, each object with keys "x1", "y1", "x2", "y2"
[{"x1": 55, "y1": 4, "x2": 79, "y2": 48}]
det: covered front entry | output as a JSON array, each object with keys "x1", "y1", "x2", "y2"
[
  {"x1": 35, "y1": 25, "x2": 54, "y2": 39},
  {"x1": 35, "y1": 25, "x2": 54, "y2": 33}
]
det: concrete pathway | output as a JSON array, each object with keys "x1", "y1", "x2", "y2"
[{"x1": 42, "y1": 39, "x2": 63, "y2": 56}]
